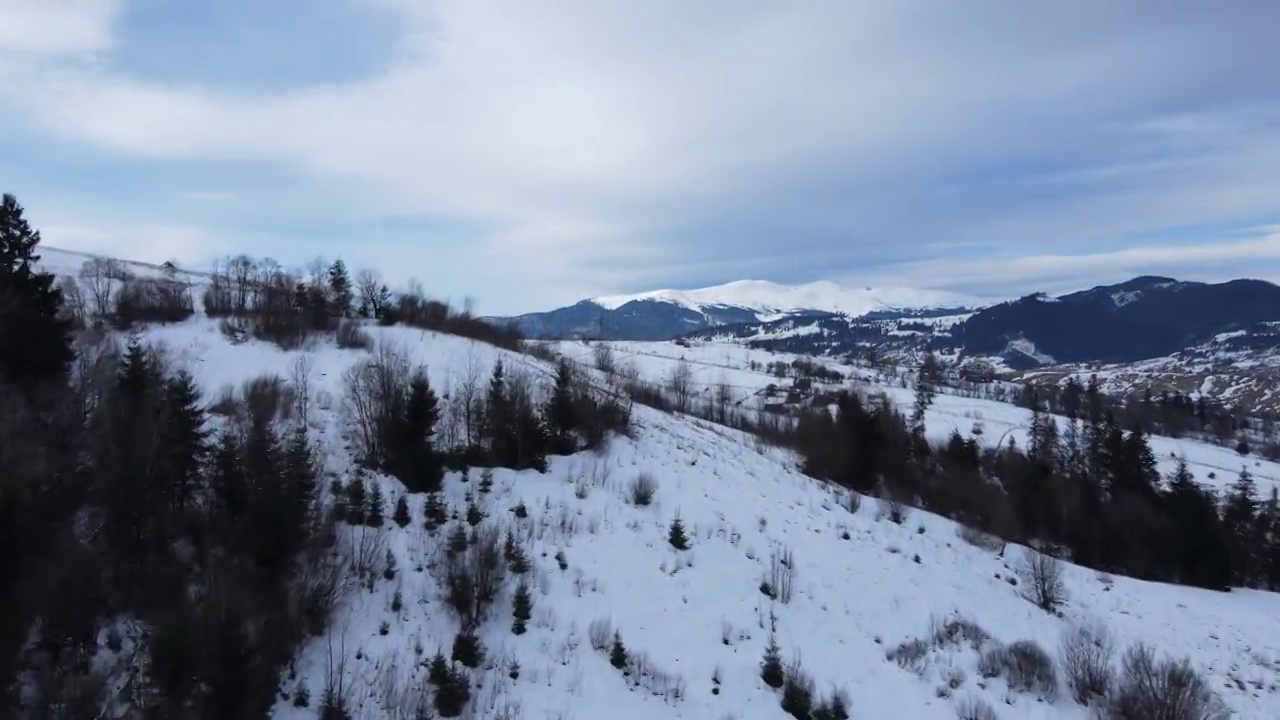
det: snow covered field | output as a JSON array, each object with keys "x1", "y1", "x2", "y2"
[
  {"x1": 114, "y1": 320, "x2": 1280, "y2": 719},
  {"x1": 550, "y1": 339, "x2": 1280, "y2": 498}
]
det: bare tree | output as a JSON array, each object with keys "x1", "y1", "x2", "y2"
[
  {"x1": 1060, "y1": 619, "x2": 1115, "y2": 705},
  {"x1": 668, "y1": 359, "x2": 694, "y2": 413},
  {"x1": 56, "y1": 275, "x2": 87, "y2": 327},
  {"x1": 1020, "y1": 548, "x2": 1067, "y2": 613},
  {"x1": 355, "y1": 268, "x2": 383, "y2": 318},
  {"x1": 713, "y1": 377, "x2": 733, "y2": 424},
  {"x1": 455, "y1": 346, "x2": 484, "y2": 449},
  {"x1": 227, "y1": 254, "x2": 256, "y2": 313},
  {"x1": 79, "y1": 257, "x2": 124, "y2": 317},
  {"x1": 341, "y1": 341, "x2": 414, "y2": 466},
  {"x1": 290, "y1": 353, "x2": 315, "y2": 427}
]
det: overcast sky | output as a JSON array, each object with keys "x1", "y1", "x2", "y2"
[{"x1": 3, "y1": 1, "x2": 1279, "y2": 315}]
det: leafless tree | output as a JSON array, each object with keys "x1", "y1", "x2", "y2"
[
  {"x1": 290, "y1": 353, "x2": 315, "y2": 427},
  {"x1": 79, "y1": 257, "x2": 125, "y2": 317},
  {"x1": 355, "y1": 268, "x2": 383, "y2": 318},
  {"x1": 227, "y1": 254, "x2": 256, "y2": 313},
  {"x1": 1060, "y1": 619, "x2": 1115, "y2": 705},
  {"x1": 56, "y1": 275, "x2": 87, "y2": 327},
  {"x1": 668, "y1": 359, "x2": 694, "y2": 412},
  {"x1": 1020, "y1": 548, "x2": 1067, "y2": 613},
  {"x1": 341, "y1": 341, "x2": 414, "y2": 465}
]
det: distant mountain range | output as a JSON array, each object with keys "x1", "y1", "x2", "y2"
[
  {"x1": 493, "y1": 279, "x2": 978, "y2": 341},
  {"x1": 497, "y1": 275, "x2": 1280, "y2": 414}
]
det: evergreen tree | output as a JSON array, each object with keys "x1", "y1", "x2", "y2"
[
  {"x1": 388, "y1": 372, "x2": 443, "y2": 493},
  {"x1": 546, "y1": 359, "x2": 578, "y2": 454},
  {"x1": 158, "y1": 370, "x2": 208, "y2": 512},
  {"x1": 483, "y1": 361, "x2": 511, "y2": 460},
  {"x1": 1162, "y1": 459, "x2": 1232, "y2": 590},
  {"x1": 512, "y1": 581, "x2": 532, "y2": 635},
  {"x1": 367, "y1": 482, "x2": 386, "y2": 527},
  {"x1": 393, "y1": 495, "x2": 411, "y2": 528},
  {"x1": 327, "y1": 259, "x2": 352, "y2": 317},
  {"x1": 669, "y1": 514, "x2": 689, "y2": 550},
  {"x1": 1119, "y1": 423, "x2": 1159, "y2": 497},
  {"x1": 0, "y1": 193, "x2": 73, "y2": 383},
  {"x1": 345, "y1": 480, "x2": 367, "y2": 525},
  {"x1": 761, "y1": 634, "x2": 785, "y2": 688},
  {"x1": 910, "y1": 352, "x2": 939, "y2": 437},
  {"x1": 1223, "y1": 467, "x2": 1260, "y2": 585},
  {"x1": 609, "y1": 631, "x2": 628, "y2": 670}
]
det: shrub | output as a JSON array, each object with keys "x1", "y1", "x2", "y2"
[
  {"x1": 451, "y1": 630, "x2": 485, "y2": 669},
  {"x1": 112, "y1": 277, "x2": 194, "y2": 327},
  {"x1": 956, "y1": 696, "x2": 998, "y2": 720},
  {"x1": 761, "y1": 635, "x2": 785, "y2": 689},
  {"x1": 589, "y1": 618, "x2": 613, "y2": 652},
  {"x1": 812, "y1": 688, "x2": 851, "y2": 720},
  {"x1": 1019, "y1": 549, "x2": 1066, "y2": 613},
  {"x1": 630, "y1": 472, "x2": 658, "y2": 506},
  {"x1": 393, "y1": 495, "x2": 411, "y2": 528},
  {"x1": 1060, "y1": 620, "x2": 1115, "y2": 705},
  {"x1": 780, "y1": 657, "x2": 815, "y2": 719},
  {"x1": 433, "y1": 666, "x2": 471, "y2": 718},
  {"x1": 1108, "y1": 643, "x2": 1228, "y2": 720},
  {"x1": 769, "y1": 547, "x2": 796, "y2": 605},
  {"x1": 929, "y1": 613, "x2": 991, "y2": 650},
  {"x1": 957, "y1": 525, "x2": 1004, "y2": 553},
  {"x1": 888, "y1": 638, "x2": 931, "y2": 673},
  {"x1": 981, "y1": 640, "x2": 1058, "y2": 700},
  {"x1": 242, "y1": 374, "x2": 295, "y2": 426},
  {"x1": 335, "y1": 319, "x2": 371, "y2": 350}
]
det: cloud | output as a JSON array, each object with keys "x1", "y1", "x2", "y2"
[
  {"x1": 2, "y1": 1, "x2": 1279, "y2": 312},
  {"x1": 40, "y1": 221, "x2": 229, "y2": 267},
  {"x1": 0, "y1": 0, "x2": 120, "y2": 55},
  {"x1": 860, "y1": 225, "x2": 1280, "y2": 299}
]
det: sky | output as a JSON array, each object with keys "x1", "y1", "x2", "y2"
[{"x1": 2, "y1": 1, "x2": 1280, "y2": 315}]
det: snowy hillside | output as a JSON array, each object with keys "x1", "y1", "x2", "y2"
[
  {"x1": 592, "y1": 279, "x2": 979, "y2": 317},
  {"x1": 108, "y1": 318, "x2": 1280, "y2": 719},
  {"x1": 549, "y1": 339, "x2": 1280, "y2": 498}
]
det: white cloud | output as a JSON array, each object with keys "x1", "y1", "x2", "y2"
[
  {"x1": 41, "y1": 221, "x2": 229, "y2": 267},
  {"x1": 859, "y1": 226, "x2": 1280, "y2": 299},
  {"x1": 0, "y1": 0, "x2": 119, "y2": 55},
  {"x1": 3, "y1": 1, "x2": 1280, "y2": 311}
]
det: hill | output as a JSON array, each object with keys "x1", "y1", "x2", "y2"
[{"x1": 14, "y1": 241, "x2": 1280, "y2": 719}]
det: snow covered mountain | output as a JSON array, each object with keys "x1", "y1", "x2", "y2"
[
  {"x1": 496, "y1": 279, "x2": 978, "y2": 341},
  {"x1": 592, "y1": 279, "x2": 979, "y2": 318}
]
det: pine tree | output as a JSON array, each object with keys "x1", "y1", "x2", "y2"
[
  {"x1": 367, "y1": 482, "x2": 386, "y2": 527},
  {"x1": 910, "y1": 352, "x2": 939, "y2": 437},
  {"x1": 327, "y1": 259, "x2": 352, "y2": 317},
  {"x1": 512, "y1": 581, "x2": 532, "y2": 635},
  {"x1": 546, "y1": 359, "x2": 577, "y2": 454},
  {"x1": 1223, "y1": 467, "x2": 1260, "y2": 585},
  {"x1": 345, "y1": 480, "x2": 367, "y2": 525},
  {"x1": 389, "y1": 373, "x2": 443, "y2": 493},
  {"x1": 609, "y1": 631, "x2": 628, "y2": 670},
  {"x1": 0, "y1": 193, "x2": 73, "y2": 383},
  {"x1": 158, "y1": 370, "x2": 208, "y2": 511},
  {"x1": 424, "y1": 492, "x2": 446, "y2": 531},
  {"x1": 761, "y1": 634, "x2": 785, "y2": 688},
  {"x1": 669, "y1": 514, "x2": 689, "y2": 550},
  {"x1": 393, "y1": 495, "x2": 411, "y2": 528}
]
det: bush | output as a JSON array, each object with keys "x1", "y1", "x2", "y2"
[
  {"x1": 335, "y1": 319, "x2": 371, "y2": 350},
  {"x1": 111, "y1": 277, "x2": 194, "y2": 327},
  {"x1": 761, "y1": 635, "x2": 785, "y2": 689},
  {"x1": 669, "y1": 514, "x2": 689, "y2": 550},
  {"x1": 1107, "y1": 643, "x2": 1228, "y2": 720},
  {"x1": 451, "y1": 630, "x2": 485, "y2": 669},
  {"x1": 956, "y1": 695, "x2": 999, "y2": 720},
  {"x1": 980, "y1": 641, "x2": 1058, "y2": 700},
  {"x1": 1019, "y1": 549, "x2": 1066, "y2": 613},
  {"x1": 929, "y1": 613, "x2": 991, "y2": 651},
  {"x1": 1060, "y1": 620, "x2": 1115, "y2": 705},
  {"x1": 769, "y1": 547, "x2": 796, "y2": 605},
  {"x1": 589, "y1": 618, "x2": 613, "y2": 652},
  {"x1": 630, "y1": 472, "x2": 658, "y2": 506},
  {"x1": 780, "y1": 657, "x2": 815, "y2": 719},
  {"x1": 888, "y1": 638, "x2": 931, "y2": 672},
  {"x1": 241, "y1": 374, "x2": 295, "y2": 426},
  {"x1": 958, "y1": 524, "x2": 1004, "y2": 553}
]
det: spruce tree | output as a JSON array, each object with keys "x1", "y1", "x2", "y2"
[
  {"x1": 327, "y1": 259, "x2": 352, "y2": 317},
  {"x1": 512, "y1": 581, "x2": 532, "y2": 635},
  {"x1": 669, "y1": 514, "x2": 689, "y2": 550},
  {"x1": 390, "y1": 373, "x2": 443, "y2": 493},
  {"x1": 546, "y1": 359, "x2": 577, "y2": 454},
  {"x1": 0, "y1": 193, "x2": 73, "y2": 383},
  {"x1": 609, "y1": 631, "x2": 628, "y2": 670},
  {"x1": 393, "y1": 495, "x2": 411, "y2": 528},
  {"x1": 761, "y1": 634, "x2": 785, "y2": 688},
  {"x1": 910, "y1": 352, "x2": 939, "y2": 438},
  {"x1": 367, "y1": 483, "x2": 386, "y2": 527},
  {"x1": 1223, "y1": 467, "x2": 1260, "y2": 585},
  {"x1": 159, "y1": 371, "x2": 208, "y2": 512}
]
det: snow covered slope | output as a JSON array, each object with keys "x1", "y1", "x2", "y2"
[
  {"x1": 593, "y1": 279, "x2": 978, "y2": 317},
  {"x1": 109, "y1": 317, "x2": 1280, "y2": 719}
]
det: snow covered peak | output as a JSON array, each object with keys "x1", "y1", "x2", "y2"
[{"x1": 592, "y1": 279, "x2": 976, "y2": 317}]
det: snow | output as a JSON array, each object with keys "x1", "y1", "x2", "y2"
[
  {"x1": 591, "y1": 279, "x2": 981, "y2": 317},
  {"x1": 105, "y1": 319, "x2": 1280, "y2": 719}
]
